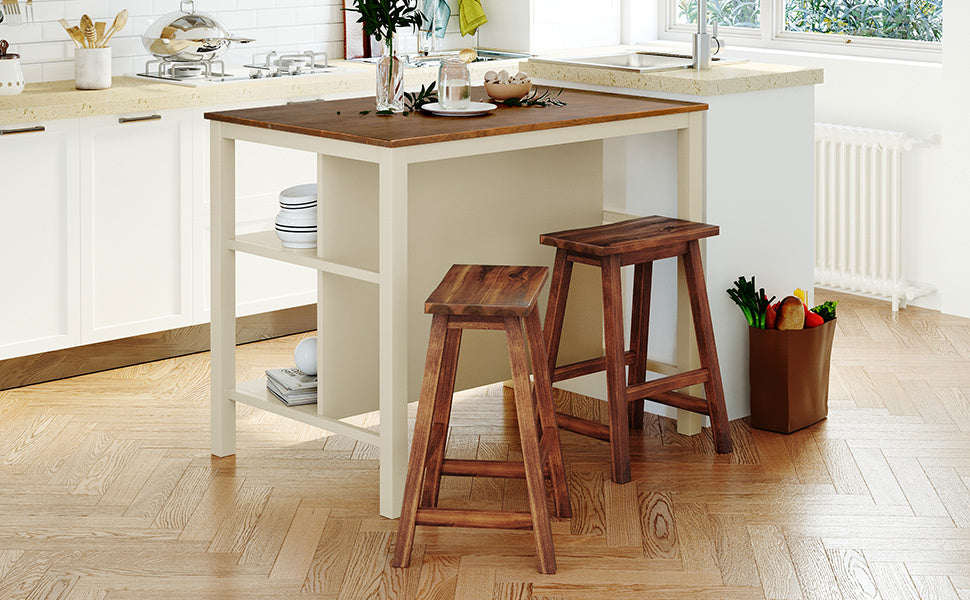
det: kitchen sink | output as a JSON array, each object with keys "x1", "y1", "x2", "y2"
[{"x1": 530, "y1": 51, "x2": 746, "y2": 73}]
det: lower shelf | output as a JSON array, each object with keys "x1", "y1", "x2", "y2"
[{"x1": 231, "y1": 378, "x2": 381, "y2": 446}]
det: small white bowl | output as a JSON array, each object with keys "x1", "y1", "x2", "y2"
[{"x1": 484, "y1": 81, "x2": 532, "y2": 101}]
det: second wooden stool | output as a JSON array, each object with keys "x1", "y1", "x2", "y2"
[
  {"x1": 392, "y1": 264, "x2": 572, "y2": 575},
  {"x1": 541, "y1": 216, "x2": 733, "y2": 485}
]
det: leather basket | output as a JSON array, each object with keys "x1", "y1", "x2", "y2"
[{"x1": 748, "y1": 318, "x2": 836, "y2": 434}]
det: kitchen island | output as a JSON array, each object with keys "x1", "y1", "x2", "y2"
[
  {"x1": 205, "y1": 88, "x2": 709, "y2": 517},
  {"x1": 525, "y1": 49, "x2": 824, "y2": 431}
]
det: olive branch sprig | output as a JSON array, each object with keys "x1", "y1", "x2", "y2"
[{"x1": 498, "y1": 88, "x2": 567, "y2": 107}]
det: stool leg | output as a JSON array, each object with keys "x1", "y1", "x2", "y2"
[
  {"x1": 524, "y1": 309, "x2": 572, "y2": 520},
  {"x1": 393, "y1": 314, "x2": 451, "y2": 568},
  {"x1": 683, "y1": 240, "x2": 733, "y2": 454},
  {"x1": 420, "y1": 328, "x2": 462, "y2": 508},
  {"x1": 628, "y1": 262, "x2": 653, "y2": 430},
  {"x1": 601, "y1": 255, "x2": 632, "y2": 484},
  {"x1": 543, "y1": 248, "x2": 573, "y2": 379},
  {"x1": 505, "y1": 316, "x2": 557, "y2": 575}
]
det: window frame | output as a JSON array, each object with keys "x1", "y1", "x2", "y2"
[{"x1": 659, "y1": 0, "x2": 942, "y2": 63}]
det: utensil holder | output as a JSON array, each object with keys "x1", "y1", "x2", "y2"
[{"x1": 75, "y1": 47, "x2": 111, "y2": 90}]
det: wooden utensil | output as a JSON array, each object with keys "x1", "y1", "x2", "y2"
[
  {"x1": 80, "y1": 14, "x2": 98, "y2": 48},
  {"x1": 101, "y1": 9, "x2": 128, "y2": 48},
  {"x1": 95, "y1": 22, "x2": 105, "y2": 47},
  {"x1": 59, "y1": 19, "x2": 85, "y2": 48}
]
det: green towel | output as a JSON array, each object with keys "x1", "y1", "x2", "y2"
[{"x1": 459, "y1": 0, "x2": 487, "y2": 36}]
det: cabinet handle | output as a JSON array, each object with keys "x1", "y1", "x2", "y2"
[
  {"x1": 0, "y1": 125, "x2": 46, "y2": 136},
  {"x1": 118, "y1": 114, "x2": 162, "y2": 124}
]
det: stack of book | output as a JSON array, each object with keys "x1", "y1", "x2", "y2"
[{"x1": 265, "y1": 368, "x2": 317, "y2": 406}]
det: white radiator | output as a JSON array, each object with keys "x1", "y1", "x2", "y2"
[{"x1": 814, "y1": 123, "x2": 933, "y2": 311}]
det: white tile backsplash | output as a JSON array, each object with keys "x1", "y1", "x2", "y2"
[{"x1": 1, "y1": 0, "x2": 345, "y2": 82}]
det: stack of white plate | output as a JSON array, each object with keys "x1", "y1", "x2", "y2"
[{"x1": 275, "y1": 183, "x2": 317, "y2": 248}]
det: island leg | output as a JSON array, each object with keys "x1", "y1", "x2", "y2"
[
  {"x1": 378, "y1": 149, "x2": 409, "y2": 519},
  {"x1": 676, "y1": 111, "x2": 706, "y2": 436},
  {"x1": 210, "y1": 122, "x2": 237, "y2": 457}
]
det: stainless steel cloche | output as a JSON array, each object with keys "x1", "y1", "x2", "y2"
[{"x1": 142, "y1": 0, "x2": 253, "y2": 62}]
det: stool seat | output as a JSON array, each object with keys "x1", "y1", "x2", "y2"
[
  {"x1": 393, "y1": 264, "x2": 571, "y2": 575},
  {"x1": 540, "y1": 215, "x2": 719, "y2": 257},
  {"x1": 425, "y1": 265, "x2": 548, "y2": 317},
  {"x1": 542, "y1": 216, "x2": 733, "y2": 485}
]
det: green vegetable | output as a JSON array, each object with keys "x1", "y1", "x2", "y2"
[
  {"x1": 727, "y1": 276, "x2": 776, "y2": 329},
  {"x1": 810, "y1": 300, "x2": 838, "y2": 322}
]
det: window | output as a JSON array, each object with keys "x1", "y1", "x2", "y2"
[{"x1": 666, "y1": 0, "x2": 942, "y2": 58}]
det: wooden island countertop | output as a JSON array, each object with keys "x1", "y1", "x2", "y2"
[{"x1": 203, "y1": 87, "x2": 707, "y2": 148}]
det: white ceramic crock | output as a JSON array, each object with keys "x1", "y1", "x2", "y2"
[
  {"x1": 0, "y1": 40, "x2": 25, "y2": 96},
  {"x1": 75, "y1": 47, "x2": 112, "y2": 90}
]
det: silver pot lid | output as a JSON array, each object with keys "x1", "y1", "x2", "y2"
[{"x1": 142, "y1": 0, "x2": 253, "y2": 61}]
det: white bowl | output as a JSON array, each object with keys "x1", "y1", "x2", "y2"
[
  {"x1": 275, "y1": 205, "x2": 317, "y2": 248},
  {"x1": 280, "y1": 183, "x2": 317, "y2": 208},
  {"x1": 484, "y1": 81, "x2": 532, "y2": 101}
]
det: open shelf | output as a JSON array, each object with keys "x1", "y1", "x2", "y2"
[
  {"x1": 232, "y1": 378, "x2": 380, "y2": 446},
  {"x1": 230, "y1": 231, "x2": 380, "y2": 284}
]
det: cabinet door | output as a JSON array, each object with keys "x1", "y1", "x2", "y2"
[
  {"x1": 79, "y1": 109, "x2": 194, "y2": 342},
  {"x1": 0, "y1": 120, "x2": 81, "y2": 359}
]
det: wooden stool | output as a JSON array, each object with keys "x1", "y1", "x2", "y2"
[
  {"x1": 541, "y1": 216, "x2": 733, "y2": 484},
  {"x1": 392, "y1": 265, "x2": 572, "y2": 575}
]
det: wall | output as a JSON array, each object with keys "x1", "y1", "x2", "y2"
[
  {"x1": 0, "y1": 0, "x2": 344, "y2": 82},
  {"x1": 477, "y1": 0, "x2": 620, "y2": 53}
]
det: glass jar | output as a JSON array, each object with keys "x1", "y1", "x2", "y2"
[{"x1": 437, "y1": 58, "x2": 470, "y2": 110}]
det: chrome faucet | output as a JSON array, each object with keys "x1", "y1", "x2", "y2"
[{"x1": 692, "y1": 1, "x2": 720, "y2": 70}]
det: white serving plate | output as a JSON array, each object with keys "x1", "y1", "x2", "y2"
[{"x1": 422, "y1": 101, "x2": 497, "y2": 117}]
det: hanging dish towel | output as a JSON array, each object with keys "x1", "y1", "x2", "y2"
[
  {"x1": 459, "y1": 0, "x2": 487, "y2": 36},
  {"x1": 418, "y1": 0, "x2": 450, "y2": 39}
]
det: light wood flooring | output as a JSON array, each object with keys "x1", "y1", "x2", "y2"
[{"x1": 1, "y1": 290, "x2": 969, "y2": 599}]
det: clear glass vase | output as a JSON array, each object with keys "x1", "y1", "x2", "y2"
[{"x1": 376, "y1": 48, "x2": 404, "y2": 112}]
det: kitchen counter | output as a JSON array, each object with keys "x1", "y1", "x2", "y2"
[
  {"x1": 1, "y1": 48, "x2": 822, "y2": 126},
  {"x1": 522, "y1": 44, "x2": 823, "y2": 429},
  {"x1": 524, "y1": 45, "x2": 823, "y2": 97},
  {"x1": 0, "y1": 59, "x2": 519, "y2": 126}
]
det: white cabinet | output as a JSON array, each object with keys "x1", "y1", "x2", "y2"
[
  {"x1": 0, "y1": 119, "x2": 81, "y2": 359},
  {"x1": 0, "y1": 103, "x2": 318, "y2": 361},
  {"x1": 79, "y1": 109, "x2": 195, "y2": 342}
]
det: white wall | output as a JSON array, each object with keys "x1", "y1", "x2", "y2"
[
  {"x1": 942, "y1": 4, "x2": 970, "y2": 319},
  {"x1": 0, "y1": 0, "x2": 344, "y2": 82},
  {"x1": 478, "y1": 0, "x2": 621, "y2": 53}
]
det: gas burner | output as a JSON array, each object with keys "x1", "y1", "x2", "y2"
[
  {"x1": 137, "y1": 58, "x2": 233, "y2": 82},
  {"x1": 244, "y1": 50, "x2": 331, "y2": 79},
  {"x1": 130, "y1": 48, "x2": 337, "y2": 85}
]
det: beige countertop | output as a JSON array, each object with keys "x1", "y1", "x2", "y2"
[
  {"x1": 1, "y1": 46, "x2": 822, "y2": 126},
  {"x1": 0, "y1": 60, "x2": 516, "y2": 126},
  {"x1": 524, "y1": 45, "x2": 823, "y2": 97}
]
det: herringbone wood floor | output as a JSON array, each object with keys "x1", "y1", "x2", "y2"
[{"x1": 1, "y1": 290, "x2": 969, "y2": 599}]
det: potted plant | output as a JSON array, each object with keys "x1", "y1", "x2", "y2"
[
  {"x1": 727, "y1": 276, "x2": 838, "y2": 434},
  {"x1": 347, "y1": 0, "x2": 422, "y2": 112}
]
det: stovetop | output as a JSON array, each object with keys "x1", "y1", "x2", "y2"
[{"x1": 132, "y1": 50, "x2": 340, "y2": 86}]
